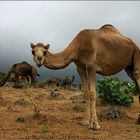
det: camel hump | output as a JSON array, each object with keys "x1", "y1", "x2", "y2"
[
  {"x1": 21, "y1": 61, "x2": 28, "y2": 64},
  {"x1": 100, "y1": 24, "x2": 120, "y2": 33},
  {"x1": 13, "y1": 64, "x2": 17, "y2": 68},
  {"x1": 101, "y1": 24, "x2": 114, "y2": 28}
]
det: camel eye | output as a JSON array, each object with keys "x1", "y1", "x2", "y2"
[
  {"x1": 32, "y1": 50, "x2": 35, "y2": 55},
  {"x1": 43, "y1": 51, "x2": 47, "y2": 56}
]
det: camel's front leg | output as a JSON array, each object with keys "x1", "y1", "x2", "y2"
[
  {"x1": 77, "y1": 66, "x2": 90, "y2": 126},
  {"x1": 87, "y1": 66, "x2": 100, "y2": 130}
]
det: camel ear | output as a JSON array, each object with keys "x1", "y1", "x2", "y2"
[
  {"x1": 30, "y1": 43, "x2": 35, "y2": 49},
  {"x1": 45, "y1": 44, "x2": 50, "y2": 50}
]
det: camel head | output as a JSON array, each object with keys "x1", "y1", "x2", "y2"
[{"x1": 30, "y1": 43, "x2": 50, "y2": 67}]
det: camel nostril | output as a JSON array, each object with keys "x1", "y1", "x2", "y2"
[{"x1": 37, "y1": 56, "x2": 43, "y2": 61}]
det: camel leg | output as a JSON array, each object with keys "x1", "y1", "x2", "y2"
[
  {"x1": 31, "y1": 75, "x2": 37, "y2": 84},
  {"x1": 27, "y1": 76, "x2": 32, "y2": 84},
  {"x1": 125, "y1": 68, "x2": 138, "y2": 84},
  {"x1": 133, "y1": 70, "x2": 140, "y2": 100},
  {"x1": 15, "y1": 75, "x2": 20, "y2": 83},
  {"x1": 18, "y1": 76, "x2": 22, "y2": 83},
  {"x1": 87, "y1": 65, "x2": 100, "y2": 130},
  {"x1": 32, "y1": 74, "x2": 37, "y2": 83},
  {"x1": 125, "y1": 68, "x2": 139, "y2": 92},
  {"x1": 77, "y1": 66, "x2": 90, "y2": 126}
]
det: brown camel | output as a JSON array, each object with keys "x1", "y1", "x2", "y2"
[
  {"x1": 47, "y1": 77, "x2": 61, "y2": 88},
  {"x1": 30, "y1": 24, "x2": 140, "y2": 130},
  {"x1": 9, "y1": 72, "x2": 32, "y2": 84},
  {"x1": 63, "y1": 75, "x2": 75, "y2": 89},
  {"x1": 0, "y1": 61, "x2": 40, "y2": 86}
]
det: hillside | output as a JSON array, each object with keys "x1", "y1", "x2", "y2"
[{"x1": 0, "y1": 83, "x2": 140, "y2": 139}]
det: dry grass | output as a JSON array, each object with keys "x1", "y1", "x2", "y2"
[{"x1": 0, "y1": 83, "x2": 140, "y2": 139}]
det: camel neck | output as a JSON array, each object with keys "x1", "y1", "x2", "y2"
[{"x1": 44, "y1": 44, "x2": 77, "y2": 69}]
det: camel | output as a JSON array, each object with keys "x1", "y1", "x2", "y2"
[
  {"x1": 0, "y1": 61, "x2": 40, "y2": 87},
  {"x1": 9, "y1": 72, "x2": 32, "y2": 84},
  {"x1": 63, "y1": 75, "x2": 75, "y2": 89},
  {"x1": 47, "y1": 77, "x2": 61, "y2": 88},
  {"x1": 30, "y1": 24, "x2": 140, "y2": 130}
]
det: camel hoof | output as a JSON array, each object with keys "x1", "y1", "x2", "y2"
[{"x1": 89, "y1": 123, "x2": 101, "y2": 130}]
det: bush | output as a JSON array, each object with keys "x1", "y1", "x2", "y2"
[
  {"x1": 0, "y1": 72, "x2": 5, "y2": 80},
  {"x1": 34, "y1": 80, "x2": 48, "y2": 88},
  {"x1": 97, "y1": 76, "x2": 135, "y2": 106}
]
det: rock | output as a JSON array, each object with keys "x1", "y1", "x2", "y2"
[
  {"x1": 54, "y1": 89, "x2": 59, "y2": 91},
  {"x1": 47, "y1": 91, "x2": 64, "y2": 100},
  {"x1": 15, "y1": 98, "x2": 28, "y2": 105},
  {"x1": 16, "y1": 115, "x2": 25, "y2": 123},
  {"x1": 5, "y1": 106, "x2": 13, "y2": 112},
  {"x1": 34, "y1": 93, "x2": 46, "y2": 101},
  {"x1": 100, "y1": 107, "x2": 122, "y2": 120},
  {"x1": 73, "y1": 104, "x2": 84, "y2": 112}
]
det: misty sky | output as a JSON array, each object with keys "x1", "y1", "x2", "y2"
[{"x1": 0, "y1": 1, "x2": 140, "y2": 83}]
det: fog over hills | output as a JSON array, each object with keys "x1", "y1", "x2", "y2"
[{"x1": 0, "y1": 1, "x2": 139, "y2": 84}]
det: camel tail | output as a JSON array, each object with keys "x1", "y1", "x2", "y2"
[{"x1": 0, "y1": 68, "x2": 13, "y2": 87}]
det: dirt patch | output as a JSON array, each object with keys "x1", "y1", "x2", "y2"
[{"x1": 0, "y1": 86, "x2": 140, "y2": 139}]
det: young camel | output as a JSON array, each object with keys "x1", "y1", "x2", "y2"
[
  {"x1": 47, "y1": 77, "x2": 61, "y2": 88},
  {"x1": 9, "y1": 72, "x2": 32, "y2": 84},
  {"x1": 30, "y1": 24, "x2": 140, "y2": 130},
  {"x1": 63, "y1": 75, "x2": 75, "y2": 89}
]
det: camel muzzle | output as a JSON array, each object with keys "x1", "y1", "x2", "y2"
[{"x1": 37, "y1": 63, "x2": 42, "y2": 67}]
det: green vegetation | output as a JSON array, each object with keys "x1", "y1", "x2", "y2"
[
  {"x1": 12, "y1": 80, "x2": 48, "y2": 89},
  {"x1": 34, "y1": 80, "x2": 48, "y2": 88},
  {"x1": 42, "y1": 121, "x2": 49, "y2": 133},
  {"x1": 0, "y1": 72, "x2": 5, "y2": 76},
  {"x1": 97, "y1": 76, "x2": 136, "y2": 106},
  {"x1": 0, "y1": 72, "x2": 5, "y2": 79},
  {"x1": 13, "y1": 82, "x2": 31, "y2": 88}
]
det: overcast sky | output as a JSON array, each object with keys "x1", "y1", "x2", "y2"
[{"x1": 0, "y1": 1, "x2": 140, "y2": 83}]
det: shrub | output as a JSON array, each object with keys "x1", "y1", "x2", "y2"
[
  {"x1": 34, "y1": 80, "x2": 48, "y2": 88},
  {"x1": 0, "y1": 72, "x2": 5, "y2": 76},
  {"x1": 0, "y1": 72, "x2": 5, "y2": 81},
  {"x1": 97, "y1": 76, "x2": 135, "y2": 106}
]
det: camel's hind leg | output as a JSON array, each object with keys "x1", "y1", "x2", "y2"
[
  {"x1": 15, "y1": 75, "x2": 20, "y2": 84},
  {"x1": 87, "y1": 65, "x2": 100, "y2": 130},
  {"x1": 125, "y1": 68, "x2": 140, "y2": 95},
  {"x1": 77, "y1": 65, "x2": 90, "y2": 126},
  {"x1": 27, "y1": 75, "x2": 32, "y2": 84},
  {"x1": 125, "y1": 68, "x2": 138, "y2": 85},
  {"x1": 133, "y1": 71, "x2": 140, "y2": 101}
]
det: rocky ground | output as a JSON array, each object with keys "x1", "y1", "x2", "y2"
[{"x1": 0, "y1": 83, "x2": 140, "y2": 140}]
